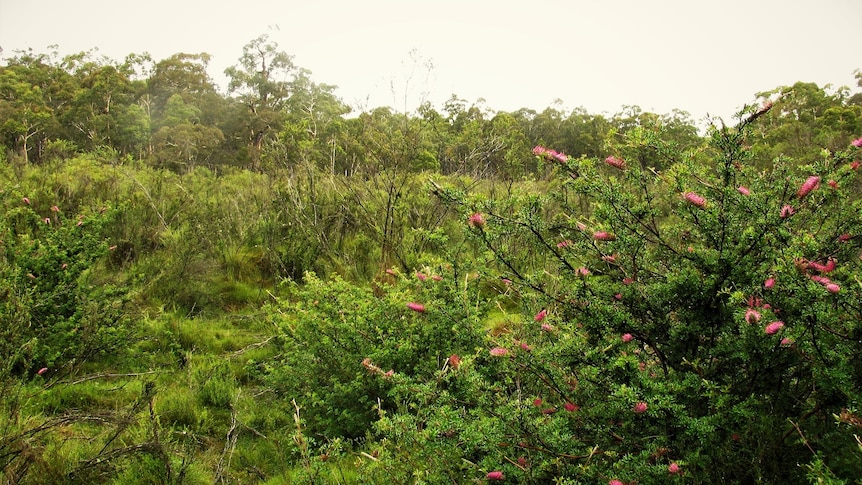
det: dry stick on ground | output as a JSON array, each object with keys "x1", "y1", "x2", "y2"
[
  {"x1": 55, "y1": 370, "x2": 163, "y2": 387},
  {"x1": 228, "y1": 336, "x2": 276, "y2": 359},
  {"x1": 215, "y1": 391, "x2": 241, "y2": 484}
]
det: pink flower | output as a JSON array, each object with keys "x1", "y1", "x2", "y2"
[
  {"x1": 564, "y1": 402, "x2": 579, "y2": 412},
  {"x1": 448, "y1": 354, "x2": 461, "y2": 369},
  {"x1": 780, "y1": 205, "x2": 795, "y2": 219},
  {"x1": 519, "y1": 342, "x2": 532, "y2": 352},
  {"x1": 490, "y1": 347, "x2": 509, "y2": 357},
  {"x1": 487, "y1": 471, "x2": 505, "y2": 481},
  {"x1": 593, "y1": 231, "x2": 616, "y2": 241},
  {"x1": 22, "y1": 197, "x2": 30, "y2": 205},
  {"x1": 602, "y1": 254, "x2": 617, "y2": 263},
  {"x1": 764, "y1": 278, "x2": 775, "y2": 289},
  {"x1": 432, "y1": 274, "x2": 443, "y2": 281},
  {"x1": 416, "y1": 272, "x2": 427, "y2": 281},
  {"x1": 838, "y1": 233, "x2": 852, "y2": 242},
  {"x1": 383, "y1": 369, "x2": 394, "y2": 378},
  {"x1": 533, "y1": 398, "x2": 543, "y2": 407},
  {"x1": 577, "y1": 267, "x2": 590, "y2": 276},
  {"x1": 851, "y1": 161, "x2": 860, "y2": 170},
  {"x1": 737, "y1": 186, "x2": 751, "y2": 195},
  {"x1": 609, "y1": 480, "x2": 625, "y2": 485},
  {"x1": 532, "y1": 145, "x2": 567, "y2": 163},
  {"x1": 556, "y1": 239, "x2": 572, "y2": 248},
  {"x1": 827, "y1": 179, "x2": 838, "y2": 189},
  {"x1": 44, "y1": 218, "x2": 51, "y2": 224},
  {"x1": 542, "y1": 407, "x2": 557, "y2": 414},
  {"x1": 796, "y1": 176, "x2": 820, "y2": 198},
  {"x1": 37, "y1": 367, "x2": 48, "y2": 375},
  {"x1": 808, "y1": 259, "x2": 836, "y2": 273},
  {"x1": 809, "y1": 275, "x2": 830, "y2": 285},
  {"x1": 614, "y1": 293, "x2": 622, "y2": 300},
  {"x1": 604, "y1": 155, "x2": 626, "y2": 170},
  {"x1": 744, "y1": 308, "x2": 761, "y2": 324},
  {"x1": 668, "y1": 462, "x2": 681, "y2": 474},
  {"x1": 851, "y1": 137, "x2": 862, "y2": 147},
  {"x1": 51, "y1": 205, "x2": 60, "y2": 212},
  {"x1": 683, "y1": 191, "x2": 706, "y2": 208},
  {"x1": 385, "y1": 268, "x2": 396, "y2": 276},
  {"x1": 61, "y1": 263, "x2": 68, "y2": 270},
  {"x1": 541, "y1": 323, "x2": 553, "y2": 332},
  {"x1": 780, "y1": 337, "x2": 794, "y2": 346},
  {"x1": 621, "y1": 333, "x2": 633, "y2": 343},
  {"x1": 406, "y1": 302, "x2": 426, "y2": 313},
  {"x1": 633, "y1": 401, "x2": 648, "y2": 414},
  {"x1": 534, "y1": 309, "x2": 547, "y2": 322},
  {"x1": 469, "y1": 213, "x2": 486, "y2": 228},
  {"x1": 765, "y1": 321, "x2": 785, "y2": 335},
  {"x1": 825, "y1": 283, "x2": 840, "y2": 293}
]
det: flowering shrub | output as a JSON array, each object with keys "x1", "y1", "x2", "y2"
[
  {"x1": 360, "y1": 112, "x2": 862, "y2": 482},
  {"x1": 263, "y1": 271, "x2": 487, "y2": 439},
  {"x1": 0, "y1": 197, "x2": 132, "y2": 375}
]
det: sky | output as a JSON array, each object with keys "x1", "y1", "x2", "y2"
[{"x1": 1, "y1": 0, "x2": 860, "y2": 123}]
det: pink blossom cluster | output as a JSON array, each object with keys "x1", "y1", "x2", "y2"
[
  {"x1": 683, "y1": 191, "x2": 706, "y2": 208},
  {"x1": 468, "y1": 212, "x2": 485, "y2": 228},
  {"x1": 744, "y1": 295, "x2": 782, "y2": 333},
  {"x1": 779, "y1": 205, "x2": 795, "y2": 219},
  {"x1": 796, "y1": 175, "x2": 820, "y2": 199},
  {"x1": 406, "y1": 302, "x2": 426, "y2": 313},
  {"x1": 593, "y1": 231, "x2": 616, "y2": 241},
  {"x1": 798, "y1": 257, "x2": 841, "y2": 293},
  {"x1": 489, "y1": 347, "x2": 509, "y2": 357},
  {"x1": 532, "y1": 145, "x2": 568, "y2": 163},
  {"x1": 765, "y1": 321, "x2": 785, "y2": 335},
  {"x1": 604, "y1": 155, "x2": 626, "y2": 170}
]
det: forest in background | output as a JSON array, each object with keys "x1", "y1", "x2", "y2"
[{"x1": 2, "y1": 35, "x2": 862, "y2": 484}]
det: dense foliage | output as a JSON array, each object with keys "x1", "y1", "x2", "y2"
[{"x1": 1, "y1": 39, "x2": 861, "y2": 484}]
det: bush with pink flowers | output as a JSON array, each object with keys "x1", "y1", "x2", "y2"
[{"x1": 353, "y1": 110, "x2": 862, "y2": 483}]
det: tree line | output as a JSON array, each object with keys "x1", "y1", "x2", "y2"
[{"x1": 4, "y1": 34, "x2": 859, "y2": 178}]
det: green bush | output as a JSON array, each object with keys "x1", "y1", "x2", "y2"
[
  {"x1": 0, "y1": 193, "x2": 133, "y2": 375},
  {"x1": 264, "y1": 270, "x2": 487, "y2": 439},
  {"x1": 361, "y1": 112, "x2": 862, "y2": 483}
]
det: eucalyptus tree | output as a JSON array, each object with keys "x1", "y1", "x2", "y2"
[{"x1": 224, "y1": 34, "x2": 296, "y2": 169}]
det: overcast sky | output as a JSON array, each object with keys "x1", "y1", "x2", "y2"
[{"x1": 1, "y1": 0, "x2": 860, "y2": 123}]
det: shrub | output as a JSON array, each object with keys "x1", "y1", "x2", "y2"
[
  {"x1": 364, "y1": 111, "x2": 862, "y2": 482},
  {"x1": 264, "y1": 271, "x2": 487, "y2": 439}
]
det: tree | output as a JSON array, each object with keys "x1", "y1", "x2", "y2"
[
  {"x1": 752, "y1": 81, "x2": 862, "y2": 164},
  {"x1": 0, "y1": 49, "x2": 75, "y2": 162},
  {"x1": 224, "y1": 34, "x2": 296, "y2": 168}
]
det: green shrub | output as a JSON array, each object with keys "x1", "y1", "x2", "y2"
[
  {"x1": 362, "y1": 112, "x2": 862, "y2": 483},
  {"x1": 264, "y1": 271, "x2": 487, "y2": 439}
]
